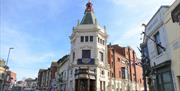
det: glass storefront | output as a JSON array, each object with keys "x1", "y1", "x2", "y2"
[{"x1": 152, "y1": 70, "x2": 174, "y2": 91}]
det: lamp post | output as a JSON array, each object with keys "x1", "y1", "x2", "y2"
[
  {"x1": 6, "y1": 47, "x2": 14, "y2": 66},
  {"x1": 125, "y1": 60, "x2": 130, "y2": 91},
  {"x1": 140, "y1": 23, "x2": 166, "y2": 91},
  {"x1": 140, "y1": 24, "x2": 150, "y2": 91},
  {"x1": 3, "y1": 47, "x2": 14, "y2": 91}
]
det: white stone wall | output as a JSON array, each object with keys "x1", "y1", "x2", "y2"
[
  {"x1": 96, "y1": 67, "x2": 109, "y2": 91},
  {"x1": 68, "y1": 23, "x2": 109, "y2": 91},
  {"x1": 145, "y1": 6, "x2": 171, "y2": 67},
  {"x1": 164, "y1": 1, "x2": 180, "y2": 90},
  {"x1": 70, "y1": 24, "x2": 107, "y2": 65},
  {"x1": 57, "y1": 58, "x2": 69, "y2": 91}
]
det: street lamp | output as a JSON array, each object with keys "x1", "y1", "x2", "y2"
[
  {"x1": 139, "y1": 24, "x2": 151, "y2": 91},
  {"x1": 6, "y1": 47, "x2": 14, "y2": 66},
  {"x1": 2, "y1": 47, "x2": 14, "y2": 91},
  {"x1": 139, "y1": 23, "x2": 166, "y2": 91}
]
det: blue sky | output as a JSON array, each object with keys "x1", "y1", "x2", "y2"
[{"x1": 0, "y1": 0, "x2": 175, "y2": 80}]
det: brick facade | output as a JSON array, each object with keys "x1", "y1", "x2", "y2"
[{"x1": 108, "y1": 44, "x2": 144, "y2": 91}]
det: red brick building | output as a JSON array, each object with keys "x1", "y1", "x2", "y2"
[
  {"x1": 9, "y1": 71, "x2": 16, "y2": 86},
  {"x1": 50, "y1": 62, "x2": 58, "y2": 90},
  {"x1": 4, "y1": 71, "x2": 17, "y2": 90},
  {"x1": 108, "y1": 44, "x2": 144, "y2": 91},
  {"x1": 37, "y1": 62, "x2": 58, "y2": 91}
]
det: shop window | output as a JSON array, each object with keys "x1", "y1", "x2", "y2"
[
  {"x1": 85, "y1": 36, "x2": 88, "y2": 42},
  {"x1": 163, "y1": 72, "x2": 173, "y2": 91},
  {"x1": 90, "y1": 36, "x2": 93, "y2": 42},
  {"x1": 81, "y1": 36, "x2": 84, "y2": 42}
]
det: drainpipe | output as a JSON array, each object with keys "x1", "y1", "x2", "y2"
[
  {"x1": 126, "y1": 60, "x2": 130, "y2": 91},
  {"x1": 112, "y1": 48, "x2": 116, "y2": 91},
  {"x1": 133, "y1": 51, "x2": 137, "y2": 91},
  {"x1": 128, "y1": 47, "x2": 132, "y2": 91},
  {"x1": 108, "y1": 45, "x2": 112, "y2": 91}
]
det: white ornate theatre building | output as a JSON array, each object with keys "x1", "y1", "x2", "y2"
[
  {"x1": 55, "y1": 1, "x2": 144, "y2": 91},
  {"x1": 67, "y1": 1, "x2": 109, "y2": 91}
]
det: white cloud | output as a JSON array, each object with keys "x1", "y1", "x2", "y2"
[
  {"x1": 121, "y1": 24, "x2": 143, "y2": 40},
  {"x1": 1, "y1": 28, "x2": 59, "y2": 65},
  {"x1": 112, "y1": 21, "x2": 144, "y2": 45},
  {"x1": 106, "y1": 0, "x2": 175, "y2": 58},
  {"x1": 109, "y1": 18, "x2": 147, "y2": 58},
  {"x1": 0, "y1": 0, "x2": 70, "y2": 80},
  {"x1": 0, "y1": 26, "x2": 59, "y2": 80}
]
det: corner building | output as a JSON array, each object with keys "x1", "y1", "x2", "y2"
[{"x1": 68, "y1": 1, "x2": 109, "y2": 91}]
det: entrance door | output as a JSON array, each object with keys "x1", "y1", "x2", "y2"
[
  {"x1": 75, "y1": 79, "x2": 88, "y2": 91},
  {"x1": 75, "y1": 79, "x2": 96, "y2": 91},
  {"x1": 80, "y1": 79, "x2": 88, "y2": 91},
  {"x1": 90, "y1": 80, "x2": 96, "y2": 91}
]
